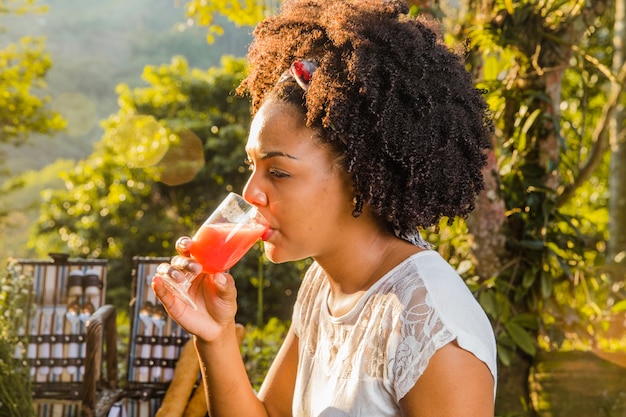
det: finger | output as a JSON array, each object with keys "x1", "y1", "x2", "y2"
[
  {"x1": 212, "y1": 272, "x2": 237, "y2": 301},
  {"x1": 175, "y1": 236, "x2": 192, "y2": 255},
  {"x1": 171, "y1": 256, "x2": 202, "y2": 275},
  {"x1": 151, "y1": 274, "x2": 193, "y2": 325},
  {"x1": 151, "y1": 274, "x2": 176, "y2": 307},
  {"x1": 156, "y1": 262, "x2": 188, "y2": 284},
  {"x1": 205, "y1": 273, "x2": 238, "y2": 324}
]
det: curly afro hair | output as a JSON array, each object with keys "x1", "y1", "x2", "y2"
[{"x1": 238, "y1": 0, "x2": 492, "y2": 238}]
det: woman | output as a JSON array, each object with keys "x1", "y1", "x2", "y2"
[{"x1": 153, "y1": 0, "x2": 497, "y2": 415}]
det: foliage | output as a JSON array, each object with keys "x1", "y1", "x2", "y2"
[
  {"x1": 0, "y1": 259, "x2": 35, "y2": 417},
  {"x1": 461, "y1": 0, "x2": 617, "y2": 366},
  {"x1": 0, "y1": 0, "x2": 46, "y2": 15},
  {"x1": 0, "y1": 0, "x2": 248, "y2": 174},
  {"x1": 180, "y1": 0, "x2": 621, "y2": 368},
  {"x1": 0, "y1": 14, "x2": 65, "y2": 146},
  {"x1": 241, "y1": 317, "x2": 289, "y2": 391},
  {"x1": 31, "y1": 55, "x2": 304, "y2": 324},
  {"x1": 0, "y1": 0, "x2": 65, "y2": 250},
  {"x1": 184, "y1": 0, "x2": 276, "y2": 43},
  {"x1": 0, "y1": 0, "x2": 252, "y2": 272},
  {"x1": 32, "y1": 55, "x2": 249, "y2": 303},
  {"x1": 0, "y1": 160, "x2": 70, "y2": 262}
]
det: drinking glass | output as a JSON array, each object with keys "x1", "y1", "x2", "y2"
[{"x1": 160, "y1": 193, "x2": 268, "y2": 310}]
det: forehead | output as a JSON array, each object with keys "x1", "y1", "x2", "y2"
[{"x1": 245, "y1": 100, "x2": 319, "y2": 156}]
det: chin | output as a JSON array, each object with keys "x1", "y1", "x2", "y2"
[{"x1": 261, "y1": 242, "x2": 302, "y2": 265}]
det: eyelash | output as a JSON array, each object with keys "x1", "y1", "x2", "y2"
[{"x1": 244, "y1": 158, "x2": 289, "y2": 178}]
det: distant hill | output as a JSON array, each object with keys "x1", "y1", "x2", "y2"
[
  {"x1": 0, "y1": 0, "x2": 251, "y2": 175},
  {"x1": 0, "y1": 0, "x2": 251, "y2": 260}
]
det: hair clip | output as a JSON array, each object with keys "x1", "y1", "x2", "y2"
[{"x1": 278, "y1": 59, "x2": 318, "y2": 91}]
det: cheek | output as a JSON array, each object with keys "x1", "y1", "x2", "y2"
[
  {"x1": 299, "y1": 190, "x2": 351, "y2": 237},
  {"x1": 319, "y1": 178, "x2": 353, "y2": 217}
]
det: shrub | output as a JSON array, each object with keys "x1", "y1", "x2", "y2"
[
  {"x1": 241, "y1": 317, "x2": 289, "y2": 391},
  {"x1": 0, "y1": 260, "x2": 35, "y2": 417}
]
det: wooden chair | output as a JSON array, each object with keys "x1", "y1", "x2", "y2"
[
  {"x1": 113, "y1": 256, "x2": 247, "y2": 417},
  {"x1": 16, "y1": 254, "x2": 123, "y2": 417},
  {"x1": 116, "y1": 256, "x2": 192, "y2": 417}
]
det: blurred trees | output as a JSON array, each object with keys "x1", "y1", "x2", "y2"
[
  {"x1": 0, "y1": 0, "x2": 251, "y2": 262},
  {"x1": 183, "y1": 0, "x2": 279, "y2": 42},
  {"x1": 31, "y1": 56, "x2": 303, "y2": 323},
  {"x1": 187, "y1": 0, "x2": 624, "y2": 412},
  {"x1": 0, "y1": 37, "x2": 65, "y2": 146},
  {"x1": 0, "y1": 0, "x2": 66, "y2": 250},
  {"x1": 23, "y1": 0, "x2": 626, "y2": 412},
  {"x1": 455, "y1": 0, "x2": 624, "y2": 412},
  {"x1": 0, "y1": 0, "x2": 64, "y2": 148},
  {"x1": 608, "y1": 0, "x2": 626, "y2": 278}
]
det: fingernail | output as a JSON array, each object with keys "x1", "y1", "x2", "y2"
[
  {"x1": 214, "y1": 273, "x2": 227, "y2": 287},
  {"x1": 176, "y1": 236, "x2": 192, "y2": 250}
]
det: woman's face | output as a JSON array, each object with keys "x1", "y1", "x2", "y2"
[{"x1": 242, "y1": 99, "x2": 355, "y2": 264}]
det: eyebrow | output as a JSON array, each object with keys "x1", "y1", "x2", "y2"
[{"x1": 258, "y1": 151, "x2": 298, "y2": 160}]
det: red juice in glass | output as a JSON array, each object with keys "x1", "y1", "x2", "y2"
[
  {"x1": 190, "y1": 222, "x2": 267, "y2": 273},
  {"x1": 159, "y1": 193, "x2": 267, "y2": 310}
]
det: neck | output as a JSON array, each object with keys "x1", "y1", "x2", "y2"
[{"x1": 315, "y1": 230, "x2": 422, "y2": 316}]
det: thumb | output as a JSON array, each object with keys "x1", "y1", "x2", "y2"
[
  {"x1": 208, "y1": 272, "x2": 238, "y2": 323},
  {"x1": 212, "y1": 272, "x2": 237, "y2": 300}
]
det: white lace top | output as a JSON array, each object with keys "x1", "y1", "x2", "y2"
[{"x1": 291, "y1": 250, "x2": 497, "y2": 416}]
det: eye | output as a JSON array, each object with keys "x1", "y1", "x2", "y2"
[
  {"x1": 245, "y1": 157, "x2": 289, "y2": 178},
  {"x1": 269, "y1": 168, "x2": 289, "y2": 178}
]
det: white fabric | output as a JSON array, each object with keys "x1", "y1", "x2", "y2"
[{"x1": 291, "y1": 250, "x2": 497, "y2": 417}]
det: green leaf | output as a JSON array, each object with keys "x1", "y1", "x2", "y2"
[
  {"x1": 495, "y1": 291, "x2": 512, "y2": 323},
  {"x1": 504, "y1": 0, "x2": 515, "y2": 14},
  {"x1": 497, "y1": 344, "x2": 513, "y2": 367},
  {"x1": 505, "y1": 322, "x2": 536, "y2": 356},
  {"x1": 483, "y1": 54, "x2": 501, "y2": 81},
  {"x1": 497, "y1": 331, "x2": 516, "y2": 349},
  {"x1": 509, "y1": 313, "x2": 539, "y2": 330},
  {"x1": 520, "y1": 109, "x2": 542, "y2": 139},
  {"x1": 540, "y1": 270, "x2": 553, "y2": 298},
  {"x1": 479, "y1": 290, "x2": 497, "y2": 317},
  {"x1": 522, "y1": 269, "x2": 537, "y2": 289}
]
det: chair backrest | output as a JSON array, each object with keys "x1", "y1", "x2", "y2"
[
  {"x1": 123, "y1": 256, "x2": 191, "y2": 417},
  {"x1": 16, "y1": 255, "x2": 115, "y2": 417}
]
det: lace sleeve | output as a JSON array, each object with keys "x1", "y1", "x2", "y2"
[{"x1": 389, "y1": 282, "x2": 456, "y2": 401}]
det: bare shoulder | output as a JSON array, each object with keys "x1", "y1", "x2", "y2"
[{"x1": 399, "y1": 342, "x2": 495, "y2": 417}]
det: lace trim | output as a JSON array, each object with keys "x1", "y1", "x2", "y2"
[{"x1": 295, "y1": 257, "x2": 458, "y2": 401}]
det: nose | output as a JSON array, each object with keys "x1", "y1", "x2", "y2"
[{"x1": 242, "y1": 173, "x2": 267, "y2": 208}]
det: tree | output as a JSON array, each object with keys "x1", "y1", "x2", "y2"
[
  {"x1": 0, "y1": 0, "x2": 66, "y2": 240},
  {"x1": 183, "y1": 1, "x2": 625, "y2": 412},
  {"x1": 456, "y1": 0, "x2": 622, "y2": 412},
  {"x1": 31, "y1": 0, "x2": 622, "y2": 411},
  {"x1": 183, "y1": 0, "x2": 279, "y2": 43},
  {"x1": 32, "y1": 56, "x2": 302, "y2": 323},
  {"x1": 0, "y1": 0, "x2": 65, "y2": 147},
  {"x1": 608, "y1": 0, "x2": 626, "y2": 280}
]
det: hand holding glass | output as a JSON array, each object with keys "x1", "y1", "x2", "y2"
[{"x1": 160, "y1": 193, "x2": 268, "y2": 310}]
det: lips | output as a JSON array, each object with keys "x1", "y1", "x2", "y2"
[{"x1": 261, "y1": 227, "x2": 273, "y2": 241}]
